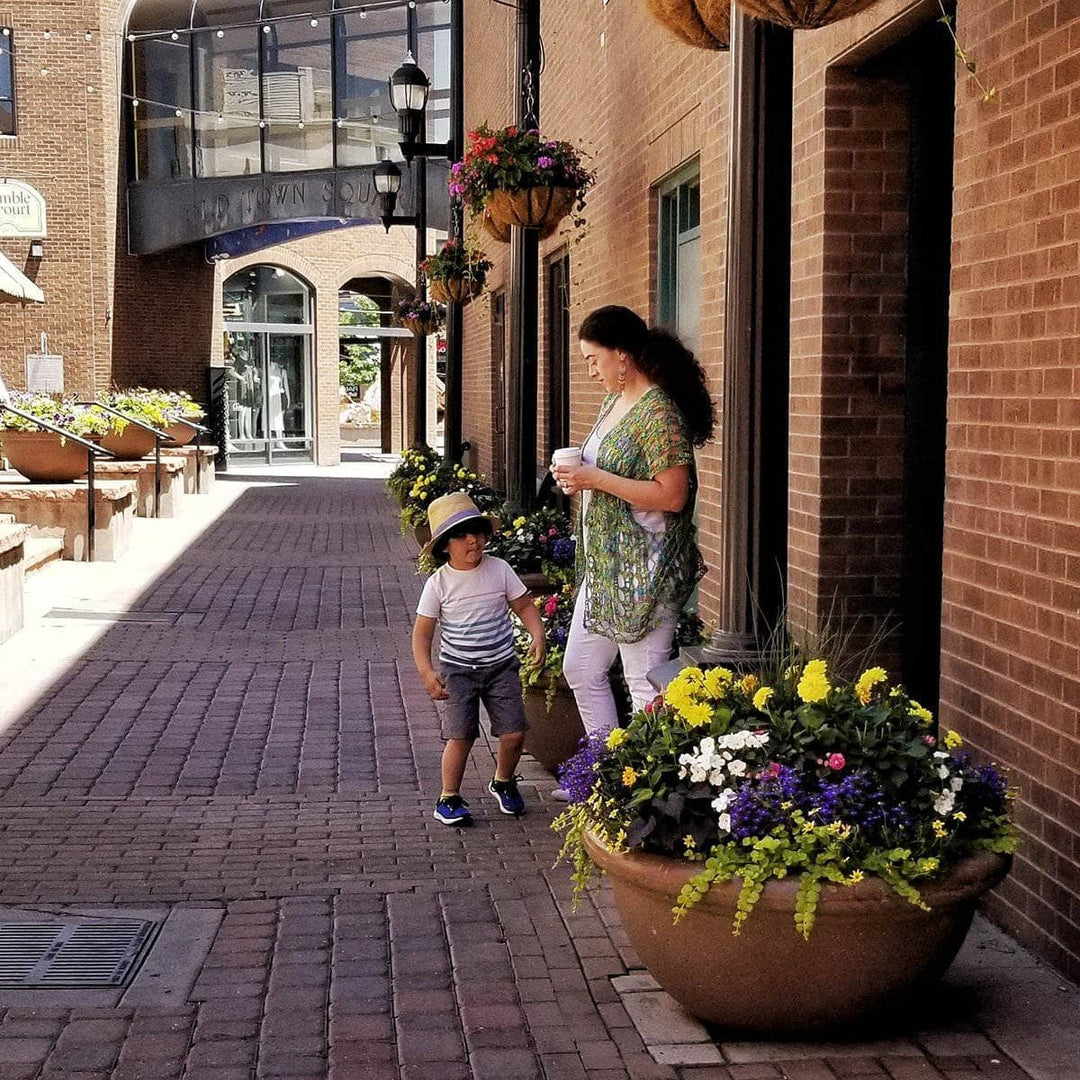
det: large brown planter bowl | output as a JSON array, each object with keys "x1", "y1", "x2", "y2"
[
  {"x1": 486, "y1": 186, "x2": 577, "y2": 239},
  {"x1": 0, "y1": 430, "x2": 94, "y2": 483},
  {"x1": 164, "y1": 422, "x2": 196, "y2": 446},
  {"x1": 413, "y1": 521, "x2": 432, "y2": 548},
  {"x1": 583, "y1": 832, "x2": 1010, "y2": 1035},
  {"x1": 735, "y1": 0, "x2": 882, "y2": 29},
  {"x1": 100, "y1": 422, "x2": 157, "y2": 461},
  {"x1": 429, "y1": 277, "x2": 484, "y2": 305},
  {"x1": 522, "y1": 680, "x2": 585, "y2": 774},
  {"x1": 646, "y1": 0, "x2": 731, "y2": 50}
]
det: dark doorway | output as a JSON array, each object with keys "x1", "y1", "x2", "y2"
[
  {"x1": 900, "y1": 20, "x2": 955, "y2": 710},
  {"x1": 490, "y1": 290, "x2": 507, "y2": 491},
  {"x1": 546, "y1": 251, "x2": 571, "y2": 463}
]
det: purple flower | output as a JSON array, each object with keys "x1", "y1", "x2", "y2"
[
  {"x1": 557, "y1": 733, "x2": 610, "y2": 803},
  {"x1": 537, "y1": 156, "x2": 553, "y2": 169}
]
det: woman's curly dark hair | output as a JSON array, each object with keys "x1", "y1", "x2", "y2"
[{"x1": 577, "y1": 305, "x2": 715, "y2": 447}]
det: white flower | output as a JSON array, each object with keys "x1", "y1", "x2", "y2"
[
  {"x1": 717, "y1": 812, "x2": 732, "y2": 833},
  {"x1": 708, "y1": 768, "x2": 727, "y2": 787},
  {"x1": 937, "y1": 764, "x2": 950, "y2": 780},
  {"x1": 934, "y1": 790, "x2": 956, "y2": 815},
  {"x1": 712, "y1": 788, "x2": 737, "y2": 812},
  {"x1": 950, "y1": 777, "x2": 963, "y2": 793},
  {"x1": 933, "y1": 751, "x2": 948, "y2": 759},
  {"x1": 727, "y1": 759, "x2": 747, "y2": 777}
]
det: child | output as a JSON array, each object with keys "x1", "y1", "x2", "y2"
[{"x1": 412, "y1": 492, "x2": 545, "y2": 826}]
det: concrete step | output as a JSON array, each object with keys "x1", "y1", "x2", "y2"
[
  {"x1": 0, "y1": 514, "x2": 14, "y2": 525},
  {"x1": 22, "y1": 536, "x2": 64, "y2": 576}
]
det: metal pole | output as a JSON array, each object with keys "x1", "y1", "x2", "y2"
[
  {"x1": 414, "y1": 161, "x2": 428, "y2": 447},
  {"x1": 87, "y1": 449, "x2": 96, "y2": 563},
  {"x1": 443, "y1": 0, "x2": 465, "y2": 463},
  {"x1": 154, "y1": 436, "x2": 162, "y2": 518},
  {"x1": 194, "y1": 426, "x2": 202, "y2": 494},
  {"x1": 506, "y1": 0, "x2": 540, "y2": 509}
]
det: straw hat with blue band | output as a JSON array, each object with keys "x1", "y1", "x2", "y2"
[{"x1": 421, "y1": 491, "x2": 499, "y2": 562}]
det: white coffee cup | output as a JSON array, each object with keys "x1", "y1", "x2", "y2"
[{"x1": 551, "y1": 446, "x2": 582, "y2": 470}]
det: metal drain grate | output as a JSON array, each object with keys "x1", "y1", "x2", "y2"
[
  {"x1": 44, "y1": 609, "x2": 180, "y2": 625},
  {"x1": 0, "y1": 919, "x2": 160, "y2": 989}
]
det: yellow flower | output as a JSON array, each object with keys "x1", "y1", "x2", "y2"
[
  {"x1": 621, "y1": 766, "x2": 638, "y2": 787},
  {"x1": 702, "y1": 666, "x2": 733, "y2": 699},
  {"x1": 677, "y1": 700, "x2": 713, "y2": 728},
  {"x1": 952, "y1": 811, "x2": 967, "y2": 822},
  {"x1": 848, "y1": 870, "x2": 865, "y2": 884},
  {"x1": 683, "y1": 834, "x2": 696, "y2": 850},
  {"x1": 932, "y1": 820, "x2": 947, "y2": 838},
  {"x1": 752, "y1": 687, "x2": 774, "y2": 712},
  {"x1": 606, "y1": 727, "x2": 628, "y2": 750},
  {"x1": 943, "y1": 729, "x2": 963, "y2": 750},
  {"x1": 738, "y1": 674, "x2": 758, "y2": 694},
  {"x1": 854, "y1": 667, "x2": 888, "y2": 705},
  {"x1": 796, "y1": 660, "x2": 830, "y2": 704},
  {"x1": 664, "y1": 682, "x2": 695, "y2": 714},
  {"x1": 513, "y1": 515, "x2": 527, "y2": 528},
  {"x1": 908, "y1": 700, "x2": 933, "y2": 725}
]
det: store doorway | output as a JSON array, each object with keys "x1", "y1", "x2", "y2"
[{"x1": 222, "y1": 266, "x2": 314, "y2": 464}]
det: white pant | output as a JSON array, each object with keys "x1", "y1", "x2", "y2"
[{"x1": 562, "y1": 581, "x2": 676, "y2": 735}]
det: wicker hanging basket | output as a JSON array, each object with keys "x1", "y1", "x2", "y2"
[
  {"x1": 733, "y1": 0, "x2": 882, "y2": 29},
  {"x1": 485, "y1": 186, "x2": 577, "y2": 239},
  {"x1": 481, "y1": 210, "x2": 513, "y2": 244},
  {"x1": 429, "y1": 277, "x2": 484, "y2": 305},
  {"x1": 398, "y1": 314, "x2": 443, "y2": 337},
  {"x1": 644, "y1": 0, "x2": 731, "y2": 50}
]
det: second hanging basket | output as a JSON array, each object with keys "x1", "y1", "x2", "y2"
[
  {"x1": 733, "y1": 0, "x2": 882, "y2": 29},
  {"x1": 645, "y1": 0, "x2": 731, "y2": 50}
]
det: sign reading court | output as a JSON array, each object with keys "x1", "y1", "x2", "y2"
[{"x1": 0, "y1": 180, "x2": 48, "y2": 239}]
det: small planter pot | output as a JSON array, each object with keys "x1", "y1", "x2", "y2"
[
  {"x1": 101, "y1": 422, "x2": 157, "y2": 461},
  {"x1": 164, "y1": 422, "x2": 196, "y2": 446},
  {"x1": 518, "y1": 571, "x2": 556, "y2": 595},
  {"x1": 485, "y1": 186, "x2": 577, "y2": 239},
  {"x1": 413, "y1": 521, "x2": 432, "y2": 548},
  {"x1": 735, "y1": 0, "x2": 881, "y2": 29},
  {"x1": 646, "y1": 0, "x2": 731, "y2": 49},
  {"x1": 0, "y1": 430, "x2": 96, "y2": 483},
  {"x1": 583, "y1": 832, "x2": 1010, "y2": 1035},
  {"x1": 522, "y1": 679, "x2": 585, "y2": 775},
  {"x1": 429, "y1": 277, "x2": 484, "y2": 305}
]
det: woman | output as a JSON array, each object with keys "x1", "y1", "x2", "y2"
[{"x1": 552, "y1": 305, "x2": 715, "y2": 738}]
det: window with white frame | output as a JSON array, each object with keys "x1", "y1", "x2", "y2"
[{"x1": 657, "y1": 163, "x2": 701, "y2": 353}]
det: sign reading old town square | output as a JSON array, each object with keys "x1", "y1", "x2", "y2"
[{"x1": 0, "y1": 179, "x2": 48, "y2": 239}]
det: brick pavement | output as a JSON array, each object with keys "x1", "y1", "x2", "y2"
[{"x1": 0, "y1": 466, "x2": 1059, "y2": 1079}]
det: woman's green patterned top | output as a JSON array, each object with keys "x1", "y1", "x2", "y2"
[{"x1": 579, "y1": 386, "x2": 704, "y2": 643}]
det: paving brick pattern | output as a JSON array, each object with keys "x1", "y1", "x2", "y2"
[{"x1": 0, "y1": 474, "x2": 1040, "y2": 1079}]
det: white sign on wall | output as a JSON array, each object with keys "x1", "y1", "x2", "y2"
[
  {"x1": 26, "y1": 354, "x2": 64, "y2": 392},
  {"x1": 0, "y1": 179, "x2": 47, "y2": 238}
]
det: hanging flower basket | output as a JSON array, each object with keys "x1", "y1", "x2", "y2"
[
  {"x1": 450, "y1": 125, "x2": 595, "y2": 235},
  {"x1": 734, "y1": 0, "x2": 882, "y2": 29},
  {"x1": 421, "y1": 239, "x2": 491, "y2": 305},
  {"x1": 646, "y1": 0, "x2": 731, "y2": 50},
  {"x1": 394, "y1": 298, "x2": 445, "y2": 338},
  {"x1": 486, "y1": 186, "x2": 578, "y2": 239}
]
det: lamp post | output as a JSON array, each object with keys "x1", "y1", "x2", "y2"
[
  {"x1": 373, "y1": 160, "x2": 415, "y2": 231},
  {"x1": 385, "y1": 1, "x2": 466, "y2": 461}
]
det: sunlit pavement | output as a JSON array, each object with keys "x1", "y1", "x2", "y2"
[{"x1": 0, "y1": 451, "x2": 1075, "y2": 1080}]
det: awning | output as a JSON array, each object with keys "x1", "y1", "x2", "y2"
[{"x1": 0, "y1": 251, "x2": 44, "y2": 303}]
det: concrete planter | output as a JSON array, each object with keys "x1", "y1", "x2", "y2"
[
  {"x1": 645, "y1": 0, "x2": 730, "y2": 49},
  {"x1": 522, "y1": 679, "x2": 584, "y2": 775},
  {"x1": 0, "y1": 430, "x2": 93, "y2": 483},
  {"x1": 101, "y1": 423, "x2": 157, "y2": 461},
  {"x1": 164, "y1": 422, "x2": 196, "y2": 446},
  {"x1": 583, "y1": 831, "x2": 1009, "y2": 1035}
]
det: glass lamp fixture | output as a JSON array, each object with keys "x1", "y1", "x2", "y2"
[{"x1": 388, "y1": 52, "x2": 429, "y2": 144}]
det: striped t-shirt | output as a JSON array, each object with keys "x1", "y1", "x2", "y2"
[{"x1": 416, "y1": 556, "x2": 528, "y2": 668}]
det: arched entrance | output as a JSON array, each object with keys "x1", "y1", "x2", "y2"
[{"x1": 223, "y1": 265, "x2": 314, "y2": 463}]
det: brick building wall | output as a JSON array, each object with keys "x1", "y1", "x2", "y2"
[{"x1": 463, "y1": 0, "x2": 1080, "y2": 981}]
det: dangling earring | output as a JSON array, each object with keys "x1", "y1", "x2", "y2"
[{"x1": 618, "y1": 366, "x2": 627, "y2": 393}]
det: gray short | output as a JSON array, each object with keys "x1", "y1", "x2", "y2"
[{"x1": 440, "y1": 656, "x2": 528, "y2": 741}]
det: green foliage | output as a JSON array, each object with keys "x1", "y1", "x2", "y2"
[
  {"x1": 0, "y1": 393, "x2": 113, "y2": 437},
  {"x1": 420, "y1": 237, "x2": 492, "y2": 286},
  {"x1": 339, "y1": 346, "x2": 379, "y2": 391}
]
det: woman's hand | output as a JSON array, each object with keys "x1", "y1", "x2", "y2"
[{"x1": 551, "y1": 463, "x2": 604, "y2": 496}]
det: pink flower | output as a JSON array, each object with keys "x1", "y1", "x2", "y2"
[
  {"x1": 543, "y1": 596, "x2": 558, "y2": 617},
  {"x1": 826, "y1": 753, "x2": 846, "y2": 771},
  {"x1": 548, "y1": 527, "x2": 558, "y2": 536},
  {"x1": 644, "y1": 694, "x2": 664, "y2": 715},
  {"x1": 761, "y1": 761, "x2": 781, "y2": 780},
  {"x1": 922, "y1": 734, "x2": 937, "y2": 746}
]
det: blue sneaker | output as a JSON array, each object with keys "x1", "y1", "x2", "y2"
[
  {"x1": 488, "y1": 775, "x2": 526, "y2": 816},
  {"x1": 433, "y1": 794, "x2": 472, "y2": 826}
]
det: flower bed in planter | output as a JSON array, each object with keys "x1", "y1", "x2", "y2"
[
  {"x1": 555, "y1": 659, "x2": 1017, "y2": 1032},
  {"x1": 0, "y1": 394, "x2": 112, "y2": 483}
]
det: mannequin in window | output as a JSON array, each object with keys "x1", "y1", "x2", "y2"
[
  {"x1": 228, "y1": 352, "x2": 258, "y2": 442},
  {"x1": 268, "y1": 360, "x2": 291, "y2": 449}
]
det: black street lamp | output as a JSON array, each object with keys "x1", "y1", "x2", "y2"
[
  {"x1": 372, "y1": 159, "x2": 415, "y2": 232},
  {"x1": 388, "y1": 52, "x2": 452, "y2": 164}
]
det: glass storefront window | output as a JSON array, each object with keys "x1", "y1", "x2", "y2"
[
  {"x1": 417, "y1": 7, "x2": 450, "y2": 147},
  {"x1": 0, "y1": 29, "x2": 16, "y2": 136}
]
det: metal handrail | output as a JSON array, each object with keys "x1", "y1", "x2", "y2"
[
  {"x1": 0, "y1": 404, "x2": 115, "y2": 563},
  {"x1": 164, "y1": 416, "x2": 211, "y2": 494},
  {"x1": 79, "y1": 403, "x2": 172, "y2": 519}
]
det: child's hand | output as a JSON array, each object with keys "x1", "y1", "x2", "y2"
[
  {"x1": 422, "y1": 670, "x2": 449, "y2": 701},
  {"x1": 527, "y1": 634, "x2": 546, "y2": 668}
]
